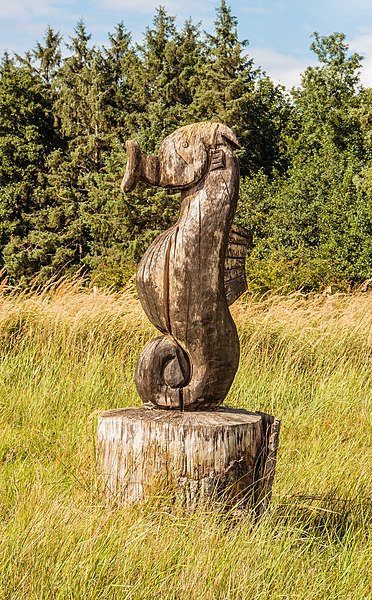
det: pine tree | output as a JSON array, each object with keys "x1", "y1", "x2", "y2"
[
  {"x1": 191, "y1": 0, "x2": 287, "y2": 175},
  {"x1": 31, "y1": 26, "x2": 62, "y2": 84},
  {"x1": 23, "y1": 21, "x2": 104, "y2": 281},
  {"x1": 0, "y1": 55, "x2": 56, "y2": 282}
]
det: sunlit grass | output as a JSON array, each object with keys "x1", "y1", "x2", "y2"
[{"x1": 0, "y1": 278, "x2": 371, "y2": 598}]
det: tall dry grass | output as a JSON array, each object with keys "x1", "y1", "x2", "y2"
[{"x1": 0, "y1": 278, "x2": 370, "y2": 599}]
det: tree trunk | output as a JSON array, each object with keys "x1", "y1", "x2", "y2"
[{"x1": 96, "y1": 406, "x2": 280, "y2": 512}]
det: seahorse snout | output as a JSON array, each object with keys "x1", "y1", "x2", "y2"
[
  {"x1": 121, "y1": 139, "x2": 160, "y2": 192},
  {"x1": 121, "y1": 122, "x2": 241, "y2": 193}
]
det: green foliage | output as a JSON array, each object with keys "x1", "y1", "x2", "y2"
[
  {"x1": 237, "y1": 31, "x2": 371, "y2": 291},
  {"x1": 190, "y1": 0, "x2": 289, "y2": 175},
  {"x1": 0, "y1": 55, "x2": 57, "y2": 282},
  {"x1": 0, "y1": 4, "x2": 370, "y2": 290},
  {"x1": 30, "y1": 25, "x2": 62, "y2": 84}
]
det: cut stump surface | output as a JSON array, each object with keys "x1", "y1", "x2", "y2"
[{"x1": 97, "y1": 406, "x2": 280, "y2": 511}]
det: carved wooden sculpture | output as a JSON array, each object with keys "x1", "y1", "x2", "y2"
[
  {"x1": 122, "y1": 122, "x2": 250, "y2": 410},
  {"x1": 96, "y1": 123, "x2": 280, "y2": 509}
]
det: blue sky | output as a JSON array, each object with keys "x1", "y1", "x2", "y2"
[{"x1": 0, "y1": 0, "x2": 371, "y2": 89}]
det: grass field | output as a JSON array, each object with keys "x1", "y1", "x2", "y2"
[{"x1": 0, "y1": 279, "x2": 371, "y2": 599}]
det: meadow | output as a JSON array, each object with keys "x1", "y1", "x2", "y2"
[{"x1": 0, "y1": 278, "x2": 370, "y2": 599}]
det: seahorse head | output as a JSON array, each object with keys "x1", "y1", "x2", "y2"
[{"x1": 121, "y1": 122, "x2": 241, "y2": 192}]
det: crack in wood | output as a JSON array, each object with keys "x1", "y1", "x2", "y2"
[{"x1": 123, "y1": 123, "x2": 250, "y2": 409}]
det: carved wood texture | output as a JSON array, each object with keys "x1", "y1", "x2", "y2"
[
  {"x1": 122, "y1": 122, "x2": 249, "y2": 409},
  {"x1": 97, "y1": 406, "x2": 268, "y2": 508}
]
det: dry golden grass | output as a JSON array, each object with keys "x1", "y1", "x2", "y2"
[{"x1": 0, "y1": 278, "x2": 370, "y2": 599}]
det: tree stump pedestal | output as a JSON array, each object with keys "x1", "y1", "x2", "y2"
[{"x1": 97, "y1": 406, "x2": 280, "y2": 512}]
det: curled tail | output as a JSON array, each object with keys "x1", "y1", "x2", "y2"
[{"x1": 135, "y1": 337, "x2": 190, "y2": 409}]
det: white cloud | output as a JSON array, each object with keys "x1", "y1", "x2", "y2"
[
  {"x1": 241, "y1": 6, "x2": 271, "y2": 15},
  {"x1": 0, "y1": 0, "x2": 76, "y2": 19},
  {"x1": 349, "y1": 32, "x2": 372, "y2": 88},
  {"x1": 1, "y1": 0, "x2": 45, "y2": 18},
  {"x1": 96, "y1": 0, "x2": 214, "y2": 16},
  {"x1": 250, "y1": 46, "x2": 313, "y2": 89},
  {"x1": 334, "y1": 0, "x2": 371, "y2": 10}
]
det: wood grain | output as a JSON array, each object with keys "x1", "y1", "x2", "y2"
[
  {"x1": 122, "y1": 122, "x2": 251, "y2": 409},
  {"x1": 97, "y1": 406, "x2": 273, "y2": 508}
]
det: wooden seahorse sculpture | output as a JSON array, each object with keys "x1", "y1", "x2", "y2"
[{"x1": 121, "y1": 122, "x2": 250, "y2": 410}]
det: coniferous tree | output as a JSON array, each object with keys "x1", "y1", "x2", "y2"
[
  {"x1": 0, "y1": 7, "x2": 369, "y2": 290},
  {"x1": 191, "y1": 0, "x2": 288, "y2": 175},
  {"x1": 0, "y1": 55, "x2": 56, "y2": 281},
  {"x1": 31, "y1": 26, "x2": 62, "y2": 84},
  {"x1": 176, "y1": 19, "x2": 205, "y2": 111},
  {"x1": 23, "y1": 21, "x2": 103, "y2": 281},
  {"x1": 104, "y1": 22, "x2": 142, "y2": 139},
  {"x1": 191, "y1": 1, "x2": 254, "y2": 125},
  {"x1": 135, "y1": 6, "x2": 180, "y2": 147}
]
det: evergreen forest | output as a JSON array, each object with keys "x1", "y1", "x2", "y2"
[{"x1": 0, "y1": 1, "x2": 371, "y2": 291}]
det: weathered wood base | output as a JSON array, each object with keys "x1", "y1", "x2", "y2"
[{"x1": 96, "y1": 406, "x2": 280, "y2": 512}]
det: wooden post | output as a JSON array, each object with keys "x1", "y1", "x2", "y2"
[{"x1": 97, "y1": 406, "x2": 280, "y2": 511}]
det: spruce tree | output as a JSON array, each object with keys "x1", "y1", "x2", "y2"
[
  {"x1": 31, "y1": 26, "x2": 62, "y2": 84},
  {"x1": 135, "y1": 6, "x2": 180, "y2": 147},
  {"x1": 104, "y1": 22, "x2": 142, "y2": 139},
  {"x1": 176, "y1": 19, "x2": 205, "y2": 111},
  {"x1": 0, "y1": 55, "x2": 56, "y2": 282},
  {"x1": 25, "y1": 21, "x2": 103, "y2": 281},
  {"x1": 191, "y1": 0, "x2": 287, "y2": 175},
  {"x1": 192, "y1": 0, "x2": 255, "y2": 120}
]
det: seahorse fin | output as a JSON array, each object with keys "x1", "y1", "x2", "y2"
[{"x1": 224, "y1": 222, "x2": 252, "y2": 306}]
